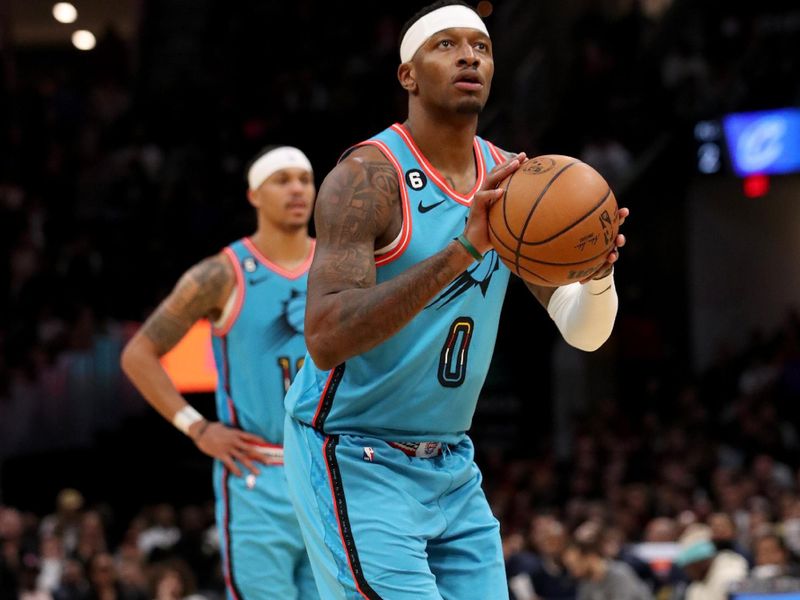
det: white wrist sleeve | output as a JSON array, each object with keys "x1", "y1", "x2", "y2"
[
  {"x1": 547, "y1": 272, "x2": 618, "y2": 352},
  {"x1": 172, "y1": 405, "x2": 204, "y2": 435}
]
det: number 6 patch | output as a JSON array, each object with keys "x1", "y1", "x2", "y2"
[{"x1": 405, "y1": 169, "x2": 427, "y2": 190}]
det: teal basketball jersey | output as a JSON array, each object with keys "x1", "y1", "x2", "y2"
[
  {"x1": 212, "y1": 237, "x2": 314, "y2": 444},
  {"x1": 285, "y1": 124, "x2": 510, "y2": 444}
]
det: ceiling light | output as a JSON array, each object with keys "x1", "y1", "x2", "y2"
[{"x1": 52, "y1": 3, "x2": 78, "y2": 24}]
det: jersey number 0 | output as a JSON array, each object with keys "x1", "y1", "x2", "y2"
[
  {"x1": 277, "y1": 356, "x2": 305, "y2": 394},
  {"x1": 437, "y1": 317, "x2": 474, "y2": 388}
]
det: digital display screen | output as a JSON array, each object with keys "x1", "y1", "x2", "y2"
[{"x1": 723, "y1": 108, "x2": 800, "y2": 176}]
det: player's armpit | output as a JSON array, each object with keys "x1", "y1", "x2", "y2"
[
  {"x1": 524, "y1": 281, "x2": 558, "y2": 309},
  {"x1": 140, "y1": 254, "x2": 235, "y2": 356}
]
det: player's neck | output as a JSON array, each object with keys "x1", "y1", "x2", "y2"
[
  {"x1": 250, "y1": 222, "x2": 311, "y2": 271},
  {"x1": 404, "y1": 109, "x2": 478, "y2": 175}
]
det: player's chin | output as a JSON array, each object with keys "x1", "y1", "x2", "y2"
[
  {"x1": 453, "y1": 98, "x2": 484, "y2": 115},
  {"x1": 283, "y1": 214, "x2": 310, "y2": 228}
]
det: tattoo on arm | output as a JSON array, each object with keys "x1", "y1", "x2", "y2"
[
  {"x1": 312, "y1": 154, "x2": 397, "y2": 292},
  {"x1": 141, "y1": 255, "x2": 233, "y2": 355}
]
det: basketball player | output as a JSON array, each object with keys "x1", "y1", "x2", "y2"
[
  {"x1": 283, "y1": 2, "x2": 628, "y2": 599},
  {"x1": 120, "y1": 146, "x2": 319, "y2": 599}
]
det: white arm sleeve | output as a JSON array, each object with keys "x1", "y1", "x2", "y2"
[{"x1": 546, "y1": 272, "x2": 618, "y2": 352}]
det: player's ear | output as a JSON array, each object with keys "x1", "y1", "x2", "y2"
[
  {"x1": 398, "y1": 62, "x2": 418, "y2": 94},
  {"x1": 246, "y1": 188, "x2": 259, "y2": 208}
]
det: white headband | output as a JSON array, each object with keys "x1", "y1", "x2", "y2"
[
  {"x1": 400, "y1": 5, "x2": 489, "y2": 63},
  {"x1": 247, "y1": 146, "x2": 313, "y2": 190}
]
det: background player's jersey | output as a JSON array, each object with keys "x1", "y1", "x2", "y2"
[
  {"x1": 286, "y1": 123, "x2": 510, "y2": 444},
  {"x1": 212, "y1": 237, "x2": 314, "y2": 444}
]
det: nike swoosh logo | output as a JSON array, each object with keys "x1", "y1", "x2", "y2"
[
  {"x1": 248, "y1": 275, "x2": 270, "y2": 286},
  {"x1": 418, "y1": 199, "x2": 445, "y2": 213}
]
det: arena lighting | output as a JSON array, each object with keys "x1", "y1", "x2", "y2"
[
  {"x1": 477, "y1": 1, "x2": 493, "y2": 18},
  {"x1": 71, "y1": 30, "x2": 96, "y2": 51},
  {"x1": 52, "y1": 2, "x2": 78, "y2": 24},
  {"x1": 743, "y1": 174, "x2": 770, "y2": 199}
]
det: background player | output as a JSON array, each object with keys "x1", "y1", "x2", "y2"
[
  {"x1": 283, "y1": 2, "x2": 628, "y2": 599},
  {"x1": 120, "y1": 146, "x2": 319, "y2": 599}
]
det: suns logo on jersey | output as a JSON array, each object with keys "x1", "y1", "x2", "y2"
[
  {"x1": 427, "y1": 251, "x2": 501, "y2": 310},
  {"x1": 266, "y1": 289, "x2": 306, "y2": 347}
]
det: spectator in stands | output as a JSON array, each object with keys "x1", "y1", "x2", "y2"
[
  {"x1": 562, "y1": 522, "x2": 653, "y2": 600},
  {"x1": 37, "y1": 533, "x2": 65, "y2": 594},
  {"x1": 0, "y1": 506, "x2": 25, "y2": 596},
  {"x1": 600, "y1": 524, "x2": 655, "y2": 590},
  {"x1": 148, "y1": 559, "x2": 204, "y2": 600},
  {"x1": 52, "y1": 559, "x2": 89, "y2": 600},
  {"x1": 708, "y1": 512, "x2": 752, "y2": 564},
  {"x1": 72, "y1": 511, "x2": 107, "y2": 566},
  {"x1": 18, "y1": 552, "x2": 51, "y2": 600},
  {"x1": 137, "y1": 505, "x2": 179, "y2": 560},
  {"x1": 39, "y1": 489, "x2": 84, "y2": 556},
  {"x1": 85, "y1": 552, "x2": 146, "y2": 600},
  {"x1": 507, "y1": 515, "x2": 577, "y2": 600},
  {"x1": 677, "y1": 523, "x2": 748, "y2": 600},
  {"x1": 752, "y1": 531, "x2": 800, "y2": 578},
  {"x1": 730, "y1": 531, "x2": 800, "y2": 594}
]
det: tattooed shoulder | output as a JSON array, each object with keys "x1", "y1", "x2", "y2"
[
  {"x1": 140, "y1": 253, "x2": 234, "y2": 355},
  {"x1": 316, "y1": 147, "x2": 400, "y2": 245}
]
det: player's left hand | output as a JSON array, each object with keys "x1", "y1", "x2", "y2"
[
  {"x1": 581, "y1": 207, "x2": 628, "y2": 283},
  {"x1": 190, "y1": 421, "x2": 271, "y2": 476}
]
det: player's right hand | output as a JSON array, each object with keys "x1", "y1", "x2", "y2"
[
  {"x1": 463, "y1": 152, "x2": 526, "y2": 255},
  {"x1": 191, "y1": 421, "x2": 270, "y2": 476}
]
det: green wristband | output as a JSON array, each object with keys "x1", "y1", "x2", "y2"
[{"x1": 455, "y1": 234, "x2": 484, "y2": 263}]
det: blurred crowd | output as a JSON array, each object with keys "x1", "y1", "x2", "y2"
[
  {"x1": 1, "y1": 490, "x2": 221, "y2": 600},
  {"x1": 493, "y1": 311, "x2": 800, "y2": 599}
]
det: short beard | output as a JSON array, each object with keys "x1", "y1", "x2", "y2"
[{"x1": 455, "y1": 98, "x2": 484, "y2": 115}]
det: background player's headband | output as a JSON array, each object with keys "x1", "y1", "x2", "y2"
[
  {"x1": 400, "y1": 5, "x2": 489, "y2": 63},
  {"x1": 248, "y1": 146, "x2": 313, "y2": 190}
]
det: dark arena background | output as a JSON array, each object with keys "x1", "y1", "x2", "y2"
[{"x1": 2, "y1": 1, "x2": 800, "y2": 599}]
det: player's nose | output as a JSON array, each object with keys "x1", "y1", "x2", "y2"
[
  {"x1": 288, "y1": 178, "x2": 306, "y2": 193},
  {"x1": 455, "y1": 40, "x2": 480, "y2": 67}
]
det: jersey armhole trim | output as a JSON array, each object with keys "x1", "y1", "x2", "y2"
[
  {"x1": 211, "y1": 247, "x2": 245, "y2": 337},
  {"x1": 349, "y1": 140, "x2": 413, "y2": 267},
  {"x1": 486, "y1": 141, "x2": 507, "y2": 167}
]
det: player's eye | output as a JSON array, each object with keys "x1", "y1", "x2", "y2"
[
  {"x1": 475, "y1": 42, "x2": 488, "y2": 51},
  {"x1": 439, "y1": 39, "x2": 453, "y2": 48}
]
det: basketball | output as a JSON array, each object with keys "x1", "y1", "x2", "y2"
[{"x1": 488, "y1": 155, "x2": 620, "y2": 287}]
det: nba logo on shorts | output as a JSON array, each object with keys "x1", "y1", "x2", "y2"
[
  {"x1": 421, "y1": 442, "x2": 439, "y2": 458},
  {"x1": 362, "y1": 447, "x2": 375, "y2": 462}
]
